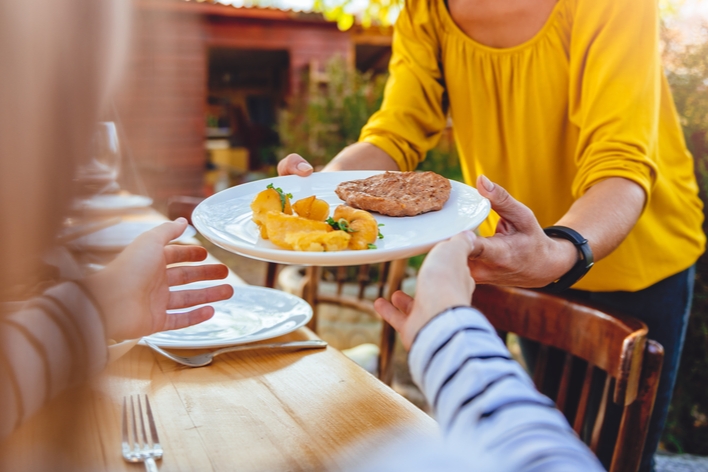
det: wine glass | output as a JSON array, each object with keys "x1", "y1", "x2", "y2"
[{"x1": 75, "y1": 122, "x2": 122, "y2": 195}]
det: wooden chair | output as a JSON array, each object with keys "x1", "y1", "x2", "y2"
[
  {"x1": 298, "y1": 261, "x2": 407, "y2": 385},
  {"x1": 473, "y1": 284, "x2": 663, "y2": 472}
]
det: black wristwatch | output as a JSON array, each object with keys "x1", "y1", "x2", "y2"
[{"x1": 542, "y1": 226, "x2": 594, "y2": 294}]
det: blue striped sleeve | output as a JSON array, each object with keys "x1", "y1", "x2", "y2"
[{"x1": 407, "y1": 306, "x2": 604, "y2": 471}]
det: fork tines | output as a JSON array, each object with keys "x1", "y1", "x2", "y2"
[{"x1": 122, "y1": 394, "x2": 163, "y2": 464}]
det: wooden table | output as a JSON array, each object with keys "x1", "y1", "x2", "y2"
[{"x1": 0, "y1": 205, "x2": 437, "y2": 471}]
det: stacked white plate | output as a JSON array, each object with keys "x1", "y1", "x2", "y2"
[{"x1": 69, "y1": 221, "x2": 196, "y2": 252}]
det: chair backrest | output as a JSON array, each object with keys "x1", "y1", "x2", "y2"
[
  {"x1": 473, "y1": 284, "x2": 663, "y2": 472},
  {"x1": 299, "y1": 260, "x2": 407, "y2": 385}
]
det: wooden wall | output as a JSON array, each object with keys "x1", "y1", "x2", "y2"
[
  {"x1": 114, "y1": 8, "x2": 208, "y2": 205},
  {"x1": 114, "y1": 3, "x2": 355, "y2": 205},
  {"x1": 205, "y1": 16, "x2": 353, "y2": 95}
]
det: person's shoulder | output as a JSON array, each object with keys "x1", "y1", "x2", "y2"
[{"x1": 400, "y1": 0, "x2": 437, "y2": 21}]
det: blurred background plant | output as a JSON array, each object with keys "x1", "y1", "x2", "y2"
[
  {"x1": 277, "y1": 56, "x2": 387, "y2": 168},
  {"x1": 277, "y1": 55, "x2": 462, "y2": 178},
  {"x1": 660, "y1": 16, "x2": 708, "y2": 454}
]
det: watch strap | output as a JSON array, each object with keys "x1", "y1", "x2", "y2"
[{"x1": 542, "y1": 226, "x2": 594, "y2": 293}]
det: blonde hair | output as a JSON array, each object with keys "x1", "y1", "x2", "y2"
[{"x1": 0, "y1": 0, "x2": 129, "y2": 298}]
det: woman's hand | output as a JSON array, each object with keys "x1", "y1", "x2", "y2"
[
  {"x1": 374, "y1": 231, "x2": 477, "y2": 350},
  {"x1": 82, "y1": 218, "x2": 234, "y2": 341},
  {"x1": 468, "y1": 175, "x2": 577, "y2": 288}
]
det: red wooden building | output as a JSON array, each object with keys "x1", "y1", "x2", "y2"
[{"x1": 114, "y1": 0, "x2": 392, "y2": 204}]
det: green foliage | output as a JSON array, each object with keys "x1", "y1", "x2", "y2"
[
  {"x1": 276, "y1": 56, "x2": 388, "y2": 168},
  {"x1": 313, "y1": 0, "x2": 401, "y2": 29},
  {"x1": 661, "y1": 23, "x2": 708, "y2": 455}
]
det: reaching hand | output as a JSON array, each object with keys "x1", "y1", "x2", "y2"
[
  {"x1": 277, "y1": 153, "x2": 314, "y2": 177},
  {"x1": 468, "y1": 175, "x2": 577, "y2": 288},
  {"x1": 374, "y1": 231, "x2": 477, "y2": 350},
  {"x1": 82, "y1": 218, "x2": 234, "y2": 341}
]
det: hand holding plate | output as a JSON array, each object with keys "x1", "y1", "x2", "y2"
[
  {"x1": 374, "y1": 231, "x2": 477, "y2": 350},
  {"x1": 466, "y1": 176, "x2": 577, "y2": 287}
]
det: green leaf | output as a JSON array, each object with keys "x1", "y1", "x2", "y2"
[{"x1": 267, "y1": 183, "x2": 290, "y2": 211}]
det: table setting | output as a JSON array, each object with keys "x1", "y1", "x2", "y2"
[{"x1": 1, "y1": 140, "x2": 492, "y2": 470}]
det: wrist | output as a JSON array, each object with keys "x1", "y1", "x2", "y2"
[
  {"x1": 82, "y1": 270, "x2": 122, "y2": 340},
  {"x1": 546, "y1": 237, "x2": 578, "y2": 283}
]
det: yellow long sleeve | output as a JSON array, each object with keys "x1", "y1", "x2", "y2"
[{"x1": 360, "y1": 0, "x2": 447, "y2": 171}]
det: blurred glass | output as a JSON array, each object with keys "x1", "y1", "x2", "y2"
[{"x1": 75, "y1": 122, "x2": 122, "y2": 195}]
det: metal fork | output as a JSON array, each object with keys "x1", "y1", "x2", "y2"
[
  {"x1": 144, "y1": 339, "x2": 328, "y2": 367},
  {"x1": 122, "y1": 394, "x2": 164, "y2": 472}
]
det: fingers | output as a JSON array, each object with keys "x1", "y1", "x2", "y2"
[
  {"x1": 476, "y1": 175, "x2": 536, "y2": 233},
  {"x1": 167, "y1": 284, "x2": 234, "y2": 310},
  {"x1": 374, "y1": 298, "x2": 408, "y2": 333},
  {"x1": 391, "y1": 290, "x2": 414, "y2": 315},
  {"x1": 443, "y1": 231, "x2": 477, "y2": 257},
  {"x1": 277, "y1": 153, "x2": 314, "y2": 176},
  {"x1": 165, "y1": 245, "x2": 208, "y2": 264},
  {"x1": 422, "y1": 230, "x2": 477, "y2": 271},
  {"x1": 166, "y1": 264, "x2": 229, "y2": 286},
  {"x1": 161, "y1": 306, "x2": 215, "y2": 332},
  {"x1": 466, "y1": 234, "x2": 510, "y2": 266},
  {"x1": 146, "y1": 218, "x2": 189, "y2": 245}
]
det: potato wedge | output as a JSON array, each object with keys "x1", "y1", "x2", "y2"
[
  {"x1": 333, "y1": 205, "x2": 379, "y2": 250},
  {"x1": 251, "y1": 187, "x2": 292, "y2": 239},
  {"x1": 285, "y1": 230, "x2": 351, "y2": 252},
  {"x1": 264, "y1": 212, "x2": 332, "y2": 250},
  {"x1": 293, "y1": 195, "x2": 330, "y2": 222}
]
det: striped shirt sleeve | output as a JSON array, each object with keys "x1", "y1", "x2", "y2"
[
  {"x1": 0, "y1": 282, "x2": 108, "y2": 438},
  {"x1": 349, "y1": 306, "x2": 604, "y2": 471}
]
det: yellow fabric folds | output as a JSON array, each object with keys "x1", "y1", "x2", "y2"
[{"x1": 360, "y1": 0, "x2": 705, "y2": 291}]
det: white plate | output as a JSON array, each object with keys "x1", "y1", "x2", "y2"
[
  {"x1": 69, "y1": 221, "x2": 196, "y2": 252},
  {"x1": 107, "y1": 338, "x2": 140, "y2": 363},
  {"x1": 73, "y1": 194, "x2": 153, "y2": 214},
  {"x1": 141, "y1": 283, "x2": 312, "y2": 349},
  {"x1": 192, "y1": 171, "x2": 491, "y2": 266}
]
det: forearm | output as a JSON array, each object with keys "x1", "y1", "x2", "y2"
[
  {"x1": 323, "y1": 142, "x2": 400, "y2": 172},
  {"x1": 556, "y1": 177, "x2": 646, "y2": 262},
  {"x1": 408, "y1": 307, "x2": 603, "y2": 471},
  {"x1": 0, "y1": 282, "x2": 108, "y2": 438}
]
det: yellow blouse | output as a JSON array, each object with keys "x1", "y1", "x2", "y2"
[{"x1": 360, "y1": 0, "x2": 705, "y2": 291}]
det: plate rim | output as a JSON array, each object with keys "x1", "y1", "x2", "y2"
[
  {"x1": 192, "y1": 171, "x2": 491, "y2": 267},
  {"x1": 139, "y1": 284, "x2": 313, "y2": 349}
]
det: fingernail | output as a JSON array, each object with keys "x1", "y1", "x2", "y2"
[
  {"x1": 175, "y1": 217, "x2": 187, "y2": 223},
  {"x1": 479, "y1": 175, "x2": 495, "y2": 192},
  {"x1": 463, "y1": 230, "x2": 476, "y2": 244},
  {"x1": 297, "y1": 162, "x2": 313, "y2": 172}
]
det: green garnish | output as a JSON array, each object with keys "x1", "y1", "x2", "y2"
[
  {"x1": 327, "y1": 217, "x2": 357, "y2": 233},
  {"x1": 377, "y1": 223, "x2": 384, "y2": 239},
  {"x1": 267, "y1": 183, "x2": 293, "y2": 211},
  {"x1": 367, "y1": 244, "x2": 377, "y2": 250}
]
